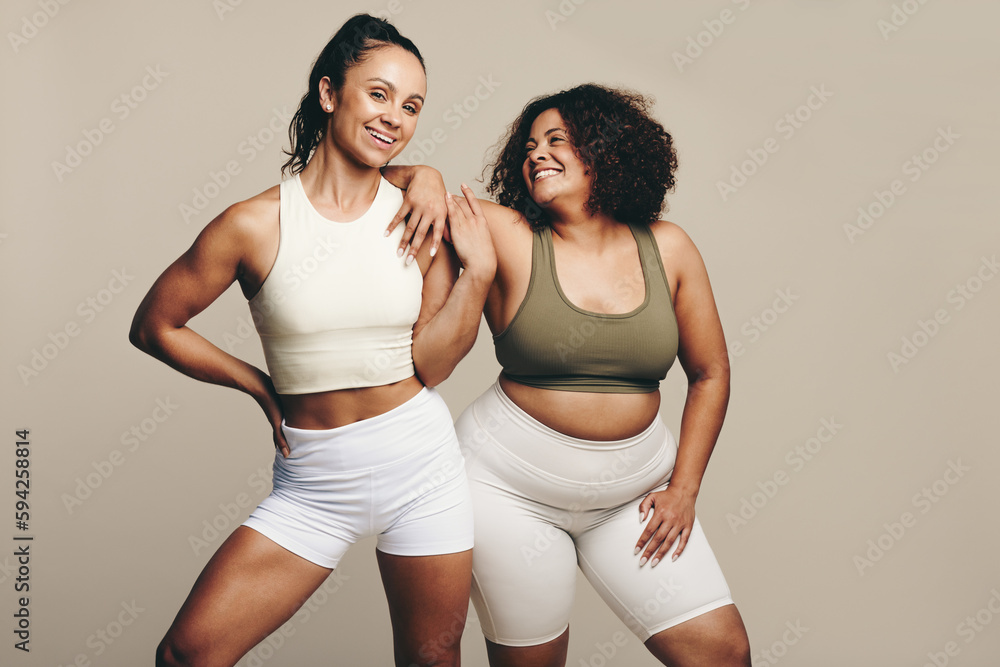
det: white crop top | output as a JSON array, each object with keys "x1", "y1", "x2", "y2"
[{"x1": 248, "y1": 174, "x2": 423, "y2": 394}]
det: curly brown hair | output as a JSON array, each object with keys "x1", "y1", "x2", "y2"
[{"x1": 486, "y1": 84, "x2": 677, "y2": 230}]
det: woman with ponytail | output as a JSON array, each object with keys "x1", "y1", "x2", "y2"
[{"x1": 130, "y1": 14, "x2": 494, "y2": 667}]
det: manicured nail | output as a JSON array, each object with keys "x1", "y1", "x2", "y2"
[
  {"x1": 384, "y1": 228, "x2": 391, "y2": 237},
  {"x1": 650, "y1": 558, "x2": 660, "y2": 568},
  {"x1": 672, "y1": 553, "x2": 679, "y2": 562},
  {"x1": 639, "y1": 556, "x2": 648, "y2": 567},
  {"x1": 405, "y1": 254, "x2": 414, "y2": 266},
  {"x1": 430, "y1": 245, "x2": 437, "y2": 257},
  {"x1": 633, "y1": 546, "x2": 641, "y2": 556},
  {"x1": 397, "y1": 247, "x2": 404, "y2": 257}
]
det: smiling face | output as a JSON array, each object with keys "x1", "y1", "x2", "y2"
[
  {"x1": 521, "y1": 108, "x2": 593, "y2": 210},
  {"x1": 323, "y1": 45, "x2": 426, "y2": 168}
]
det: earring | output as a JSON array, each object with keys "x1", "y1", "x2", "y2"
[{"x1": 326, "y1": 104, "x2": 332, "y2": 111}]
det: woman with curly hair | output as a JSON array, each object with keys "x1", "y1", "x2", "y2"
[{"x1": 388, "y1": 83, "x2": 751, "y2": 666}]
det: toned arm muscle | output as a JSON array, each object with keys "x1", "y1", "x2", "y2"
[{"x1": 129, "y1": 197, "x2": 288, "y2": 454}]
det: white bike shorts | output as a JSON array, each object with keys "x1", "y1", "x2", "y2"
[
  {"x1": 243, "y1": 387, "x2": 473, "y2": 569},
  {"x1": 455, "y1": 381, "x2": 733, "y2": 646}
]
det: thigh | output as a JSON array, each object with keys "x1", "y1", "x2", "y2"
[
  {"x1": 375, "y1": 430, "x2": 474, "y2": 559},
  {"x1": 576, "y1": 506, "x2": 734, "y2": 643},
  {"x1": 159, "y1": 526, "x2": 333, "y2": 666},
  {"x1": 485, "y1": 629, "x2": 569, "y2": 667},
  {"x1": 469, "y1": 478, "x2": 579, "y2": 648},
  {"x1": 376, "y1": 549, "x2": 473, "y2": 667},
  {"x1": 644, "y1": 604, "x2": 751, "y2": 667}
]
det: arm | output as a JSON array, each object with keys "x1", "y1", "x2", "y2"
[
  {"x1": 635, "y1": 222, "x2": 730, "y2": 566},
  {"x1": 410, "y1": 186, "x2": 497, "y2": 387},
  {"x1": 381, "y1": 164, "x2": 449, "y2": 263},
  {"x1": 128, "y1": 201, "x2": 290, "y2": 456}
]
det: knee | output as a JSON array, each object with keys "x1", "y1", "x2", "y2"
[
  {"x1": 723, "y1": 631, "x2": 752, "y2": 667},
  {"x1": 155, "y1": 636, "x2": 185, "y2": 667},
  {"x1": 401, "y1": 637, "x2": 462, "y2": 667},
  {"x1": 400, "y1": 650, "x2": 460, "y2": 667},
  {"x1": 155, "y1": 633, "x2": 212, "y2": 667}
]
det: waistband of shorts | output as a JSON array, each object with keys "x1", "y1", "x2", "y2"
[
  {"x1": 281, "y1": 386, "x2": 437, "y2": 440},
  {"x1": 488, "y1": 380, "x2": 661, "y2": 451},
  {"x1": 465, "y1": 381, "x2": 673, "y2": 486},
  {"x1": 278, "y1": 387, "x2": 455, "y2": 470}
]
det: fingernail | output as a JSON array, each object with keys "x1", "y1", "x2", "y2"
[
  {"x1": 405, "y1": 254, "x2": 414, "y2": 266},
  {"x1": 430, "y1": 246, "x2": 437, "y2": 257},
  {"x1": 672, "y1": 553, "x2": 679, "y2": 562},
  {"x1": 640, "y1": 512, "x2": 646, "y2": 522},
  {"x1": 639, "y1": 556, "x2": 648, "y2": 567},
  {"x1": 397, "y1": 247, "x2": 404, "y2": 257},
  {"x1": 384, "y1": 228, "x2": 391, "y2": 237},
  {"x1": 633, "y1": 546, "x2": 641, "y2": 556}
]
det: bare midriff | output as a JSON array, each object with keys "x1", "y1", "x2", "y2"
[
  {"x1": 499, "y1": 374, "x2": 660, "y2": 441},
  {"x1": 280, "y1": 376, "x2": 424, "y2": 430}
]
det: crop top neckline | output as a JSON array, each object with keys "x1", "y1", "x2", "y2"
[
  {"x1": 290, "y1": 172, "x2": 387, "y2": 226},
  {"x1": 491, "y1": 221, "x2": 678, "y2": 394},
  {"x1": 545, "y1": 224, "x2": 651, "y2": 320},
  {"x1": 246, "y1": 173, "x2": 423, "y2": 395},
  {"x1": 494, "y1": 223, "x2": 657, "y2": 343},
  {"x1": 248, "y1": 173, "x2": 391, "y2": 306}
]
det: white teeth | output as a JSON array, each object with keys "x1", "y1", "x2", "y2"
[
  {"x1": 366, "y1": 128, "x2": 395, "y2": 144},
  {"x1": 534, "y1": 169, "x2": 559, "y2": 181}
]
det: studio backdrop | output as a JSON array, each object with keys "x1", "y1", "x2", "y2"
[{"x1": 3, "y1": 1, "x2": 998, "y2": 665}]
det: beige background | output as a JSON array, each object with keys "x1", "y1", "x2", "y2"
[{"x1": 3, "y1": 0, "x2": 999, "y2": 665}]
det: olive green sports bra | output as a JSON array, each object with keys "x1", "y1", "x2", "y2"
[{"x1": 493, "y1": 224, "x2": 678, "y2": 394}]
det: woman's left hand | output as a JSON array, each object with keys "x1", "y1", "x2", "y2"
[
  {"x1": 445, "y1": 184, "x2": 496, "y2": 279},
  {"x1": 634, "y1": 486, "x2": 697, "y2": 567}
]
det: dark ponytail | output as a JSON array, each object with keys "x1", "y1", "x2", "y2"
[{"x1": 281, "y1": 14, "x2": 425, "y2": 176}]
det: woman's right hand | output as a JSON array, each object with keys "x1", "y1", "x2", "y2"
[
  {"x1": 252, "y1": 371, "x2": 289, "y2": 458},
  {"x1": 130, "y1": 196, "x2": 292, "y2": 457}
]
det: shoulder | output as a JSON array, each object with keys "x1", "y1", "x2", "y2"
[
  {"x1": 648, "y1": 219, "x2": 702, "y2": 260},
  {"x1": 476, "y1": 198, "x2": 534, "y2": 258},
  {"x1": 201, "y1": 184, "x2": 281, "y2": 248},
  {"x1": 180, "y1": 185, "x2": 280, "y2": 274},
  {"x1": 648, "y1": 219, "x2": 693, "y2": 249},
  {"x1": 478, "y1": 199, "x2": 530, "y2": 234},
  {"x1": 646, "y1": 219, "x2": 710, "y2": 285}
]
